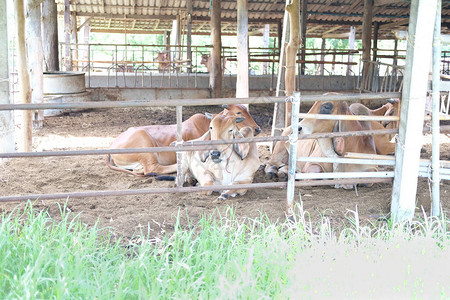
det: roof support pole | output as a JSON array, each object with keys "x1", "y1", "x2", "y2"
[
  {"x1": 431, "y1": 0, "x2": 442, "y2": 217},
  {"x1": 236, "y1": 0, "x2": 249, "y2": 102},
  {"x1": 42, "y1": 0, "x2": 59, "y2": 71},
  {"x1": 14, "y1": 0, "x2": 32, "y2": 151},
  {"x1": 26, "y1": 0, "x2": 44, "y2": 128},
  {"x1": 71, "y1": 12, "x2": 78, "y2": 70},
  {"x1": 64, "y1": 0, "x2": 72, "y2": 71},
  {"x1": 362, "y1": 0, "x2": 373, "y2": 103},
  {"x1": 391, "y1": 0, "x2": 437, "y2": 223},
  {"x1": 0, "y1": 0, "x2": 14, "y2": 162},
  {"x1": 262, "y1": 24, "x2": 270, "y2": 75},
  {"x1": 373, "y1": 22, "x2": 379, "y2": 62},
  {"x1": 320, "y1": 38, "x2": 325, "y2": 75},
  {"x1": 186, "y1": 0, "x2": 192, "y2": 73},
  {"x1": 82, "y1": 18, "x2": 90, "y2": 70},
  {"x1": 300, "y1": 0, "x2": 307, "y2": 75},
  {"x1": 347, "y1": 26, "x2": 355, "y2": 76},
  {"x1": 210, "y1": 0, "x2": 222, "y2": 98},
  {"x1": 284, "y1": 0, "x2": 301, "y2": 127}
]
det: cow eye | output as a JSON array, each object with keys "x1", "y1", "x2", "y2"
[
  {"x1": 228, "y1": 129, "x2": 233, "y2": 133},
  {"x1": 209, "y1": 126, "x2": 213, "y2": 130},
  {"x1": 236, "y1": 112, "x2": 242, "y2": 115}
]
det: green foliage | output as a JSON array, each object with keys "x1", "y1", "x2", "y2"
[{"x1": 1, "y1": 202, "x2": 450, "y2": 299}]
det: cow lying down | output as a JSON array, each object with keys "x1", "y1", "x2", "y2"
[
  {"x1": 181, "y1": 112, "x2": 260, "y2": 200},
  {"x1": 106, "y1": 104, "x2": 260, "y2": 177}
]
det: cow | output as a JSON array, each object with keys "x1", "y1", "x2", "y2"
[
  {"x1": 155, "y1": 51, "x2": 170, "y2": 73},
  {"x1": 349, "y1": 98, "x2": 400, "y2": 155},
  {"x1": 264, "y1": 126, "x2": 332, "y2": 179},
  {"x1": 298, "y1": 100, "x2": 378, "y2": 189},
  {"x1": 106, "y1": 104, "x2": 261, "y2": 177},
  {"x1": 201, "y1": 54, "x2": 227, "y2": 74},
  {"x1": 181, "y1": 112, "x2": 260, "y2": 200}
]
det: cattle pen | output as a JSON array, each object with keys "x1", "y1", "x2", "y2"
[{"x1": 1, "y1": 91, "x2": 449, "y2": 220}]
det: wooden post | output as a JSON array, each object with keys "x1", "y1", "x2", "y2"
[
  {"x1": 347, "y1": 26, "x2": 356, "y2": 76},
  {"x1": 186, "y1": 0, "x2": 193, "y2": 73},
  {"x1": 362, "y1": 0, "x2": 373, "y2": 84},
  {"x1": 64, "y1": 0, "x2": 71, "y2": 71},
  {"x1": 300, "y1": 0, "x2": 307, "y2": 75},
  {"x1": 176, "y1": 14, "x2": 181, "y2": 59},
  {"x1": 391, "y1": 0, "x2": 438, "y2": 223},
  {"x1": 0, "y1": 0, "x2": 14, "y2": 161},
  {"x1": 176, "y1": 105, "x2": 183, "y2": 187},
  {"x1": 42, "y1": 0, "x2": 59, "y2": 71},
  {"x1": 262, "y1": 24, "x2": 270, "y2": 75},
  {"x1": 277, "y1": 20, "x2": 282, "y2": 50},
  {"x1": 210, "y1": 0, "x2": 222, "y2": 98},
  {"x1": 71, "y1": 12, "x2": 78, "y2": 70},
  {"x1": 285, "y1": 0, "x2": 301, "y2": 127},
  {"x1": 26, "y1": 0, "x2": 44, "y2": 128},
  {"x1": 14, "y1": 0, "x2": 32, "y2": 151},
  {"x1": 320, "y1": 38, "x2": 325, "y2": 75},
  {"x1": 373, "y1": 22, "x2": 379, "y2": 62},
  {"x1": 83, "y1": 18, "x2": 90, "y2": 70},
  {"x1": 286, "y1": 92, "x2": 300, "y2": 216},
  {"x1": 236, "y1": 0, "x2": 249, "y2": 100}
]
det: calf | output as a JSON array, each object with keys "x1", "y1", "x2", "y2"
[
  {"x1": 298, "y1": 101, "x2": 378, "y2": 189},
  {"x1": 106, "y1": 104, "x2": 261, "y2": 177},
  {"x1": 182, "y1": 113, "x2": 260, "y2": 200}
]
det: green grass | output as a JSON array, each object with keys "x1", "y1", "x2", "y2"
[{"x1": 1, "y1": 202, "x2": 450, "y2": 299}]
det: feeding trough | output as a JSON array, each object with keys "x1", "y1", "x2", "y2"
[{"x1": 43, "y1": 71, "x2": 90, "y2": 116}]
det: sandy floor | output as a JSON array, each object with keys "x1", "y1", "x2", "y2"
[{"x1": 1, "y1": 103, "x2": 449, "y2": 241}]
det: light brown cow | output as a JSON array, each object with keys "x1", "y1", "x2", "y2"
[
  {"x1": 156, "y1": 52, "x2": 170, "y2": 73},
  {"x1": 106, "y1": 104, "x2": 261, "y2": 177},
  {"x1": 264, "y1": 126, "x2": 332, "y2": 179},
  {"x1": 298, "y1": 101, "x2": 378, "y2": 189},
  {"x1": 201, "y1": 54, "x2": 227, "y2": 74},
  {"x1": 182, "y1": 113, "x2": 260, "y2": 200}
]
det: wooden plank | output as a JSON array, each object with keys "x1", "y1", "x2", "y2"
[
  {"x1": 210, "y1": 0, "x2": 222, "y2": 98},
  {"x1": 236, "y1": 0, "x2": 249, "y2": 99},
  {"x1": 391, "y1": 0, "x2": 438, "y2": 223}
]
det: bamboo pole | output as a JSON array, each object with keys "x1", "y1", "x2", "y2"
[
  {"x1": 284, "y1": 0, "x2": 300, "y2": 127},
  {"x1": 431, "y1": 0, "x2": 441, "y2": 217},
  {"x1": 14, "y1": 0, "x2": 32, "y2": 152}
]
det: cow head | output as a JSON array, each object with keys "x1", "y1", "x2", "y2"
[
  {"x1": 205, "y1": 112, "x2": 249, "y2": 163},
  {"x1": 299, "y1": 101, "x2": 348, "y2": 134},
  {"x1": 201, "y1": 54, "x2": 209, "y2": 66},
  {"x1": 383, "y1": 98, "x2": 401, "y2": 129},
  {"x1": 221, "y1": 104, "x2": 261, "y2": 135}
]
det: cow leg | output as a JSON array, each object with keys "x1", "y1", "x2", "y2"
[
  {"x1": 198, "y1": 172, "x2": 215, "y2": 196},
  {"x1": 140, "y1": 157, "x2": 178, "y2": 176},
  {"x1": 217, "y1": 180, "x2": 250, "y2": 200}
]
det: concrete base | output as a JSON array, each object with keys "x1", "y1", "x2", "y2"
[{"x1": 44, "y1": 91, "x2": 91, "y2": 116}]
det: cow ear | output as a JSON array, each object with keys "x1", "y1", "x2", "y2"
[
  {"x1": 235, "y1": 117, "x2": 245, "y2": 123},
  {"x1": 222, "y1": 104, "x2": 229, "y2": 109},
  {"x1": 233, "y1": 129, "x2": 250, "y2": 160},
  {"x1": 205, "y1": 112, "x2": 213, "y2": 119},
  {"x1": 332, "y1": 121, "x2": 344, "y2": 155},
  {"x1": 197, "y1": 131, "x2": 211, "y2": 162},
  {"x1": 386, "y1": 98, "x2": 399, "y2": 104}
]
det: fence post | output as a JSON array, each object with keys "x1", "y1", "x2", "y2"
[
  {"x1": 176, "y1": 105, "x2": 184, "y2": 187},
  {"x1": 286, "y1": 92, "x2": 300, "y2": 216}
]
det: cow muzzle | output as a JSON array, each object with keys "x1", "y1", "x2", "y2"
[{"x1": 210, "y1": 150, "x2": 222, "y2": 163}]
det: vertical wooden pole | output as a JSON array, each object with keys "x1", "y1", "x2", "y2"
[
  {"x1": 262, "y1": 24, "x2": 270, "y2": 75},
  {"x1": 64, "y1": 0, "x2": 71, "y2": 71},
  {"x1": 347, "y1": 26, "x2": 356, "y2": 76},
  {"x1": 14, "y1": 0, "x2": 32, "y2": 151},
  {"x1": 42, "y1": 0, "x2": 59, "y2": 71},
  {"x1": 186, "y1": 0, "x2": 193, "y2": 73},
  {"x1": 300, "y1": 0, "x2": 307, "y2": 75},
  {"x1": 0, "y1": 0, "x2": 14, "y2": 161},
  {"x1": 277, "y1": 20, "x2": 282, "y2": 51},
  {"x1": 320, "y1": 38, "x2": 325, "y2": 75},
  {"x1": 286, "y1": 92, "x2": 300, "y2": 216},
  {"x1": 70, "y1": 12, "x2": 78, "y2": 70},
  {"x1": 176, "y1": 14, "x2": 181, "y2": 59},
  {"x1": 26, "y1": 0, "x2": 44, "y2": 128},
  {"x1": 391, "y1": 0, "x2": 438, "y2": 223},
  {"x1": 210, "y1": 0, "x2": 222, "y2": 98},
  {"x1": 373, "y1": 22, "x2": 379, "y2": 62},
  {"x1": 431, "y1": 0, "x2": 441, "y2": 217},
  {"x1": 236, "y1": 0, "x2": 249, "y2": 100},
  {"x1": 83, "y1": 18, "x2": 90, "y2": 70},
  {"x1": 176, "y1": 105, "x2": 183, "y2": 187},
  {"x1": 362, "y1": 0, "x2": 373, "y2": 81},
  {"x1": 285, "y1": 0, "x2": 301, "y2": 127}
]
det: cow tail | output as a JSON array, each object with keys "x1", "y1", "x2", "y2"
[
  {"x1": 155, "y1": 175, "x2": 176, "y2": 181},
  {"x1": 105, "y1": 154, "x2": 147, "y2": 177}
]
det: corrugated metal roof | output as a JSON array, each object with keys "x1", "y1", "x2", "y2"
[{"x1": 56, "y1": 0, "x2": 450, "y2": 39}]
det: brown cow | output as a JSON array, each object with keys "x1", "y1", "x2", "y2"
[
  {"x1": 182, "y1": 113, "x2": 260, "y2": 200},
  {"x1": 264, "y1": 126, "x2": 332, "y2": 179},
  {"x1": 156, "y1": 52, "x2": 170, "y2": 73},
  {"x1": 201, "y1": 54, "x2": 227, "y2": 74},
  {"x1": 106, "y1": 104, "x2": 261, "y2": 177},
  {"x1": 298, "y1": 101, "x2": 378, "y2": 189}
]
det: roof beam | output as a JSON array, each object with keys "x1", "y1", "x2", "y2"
[
  {"x1": 379, "y1": 19, "x2": 409, "y2": 29},
  {"x1": 77, "y1": 17, "x2": 92, "y2": 32}
]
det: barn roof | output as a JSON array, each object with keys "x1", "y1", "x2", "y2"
[{"x1": 57, "y1": 0, "x2": 450, "y2": 39}]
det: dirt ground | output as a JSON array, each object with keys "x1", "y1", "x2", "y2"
[{"x1": 1, "y1": 103, "x2": 449, "y2": 241}]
